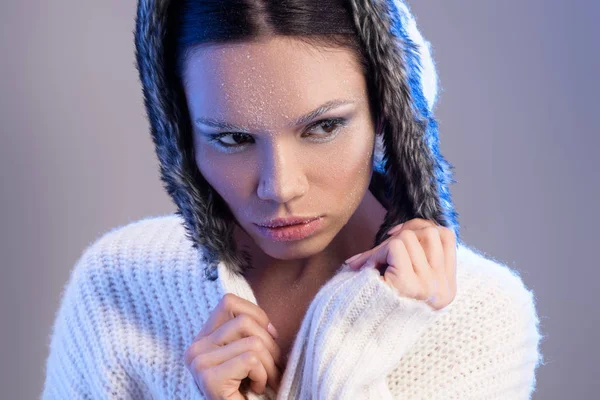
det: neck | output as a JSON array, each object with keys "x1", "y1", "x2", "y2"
[{"x1": 235, "y1": 188, "x2": 387, "y2": 293}]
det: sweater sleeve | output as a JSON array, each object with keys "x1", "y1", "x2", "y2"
[
  {"x1": 275, "y1": 264, "x2": 449, "y2": 399},
  {"x1": 41, "y1": 247, "x2": 145, "y2": 399},
  {"x1": 41, "y1": 253, "x2": 97, "y2": 399},
  {"x1": 435, "y1": 270, "x2": 544, "y2": 399}
]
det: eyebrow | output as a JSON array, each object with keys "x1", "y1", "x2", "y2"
[{"x1": 194, "y1": 98, "x2": 355, "y2": 132}]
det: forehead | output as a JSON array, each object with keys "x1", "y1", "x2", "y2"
[{"x1": 182, "y1": 36, "x2": 368, "y2": 129}]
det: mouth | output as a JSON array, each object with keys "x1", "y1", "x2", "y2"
[
  {"x1": 254, "y1": 216, "x2": 324, "y2": 241},
  {"x1": 256, "y1": 215, "x2": 322, "y2": 228}
]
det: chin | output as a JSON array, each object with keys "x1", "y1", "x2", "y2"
[{"x1": 254, "y1": 230, "x2": 332, "y2": 260}]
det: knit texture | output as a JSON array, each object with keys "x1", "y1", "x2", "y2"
[{"x1": 41, "y1": 215, "x2": 544, "y2": 399}]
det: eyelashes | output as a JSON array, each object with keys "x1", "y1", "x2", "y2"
[{"x1": 205, "y1": 117, "x2": 348, "y2": 153}]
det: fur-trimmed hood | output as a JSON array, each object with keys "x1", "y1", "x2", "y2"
[{"x1": 133, "y1": 0, "x2": 461, "y2": 279}]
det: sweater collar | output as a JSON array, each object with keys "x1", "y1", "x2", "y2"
[{"x1": 217, "y1": 258, "x2": 259, "y2": 305}]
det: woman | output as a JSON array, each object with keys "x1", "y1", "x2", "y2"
[{"x1": 42, "y1": 0, "x2": 543, "y2": 399}]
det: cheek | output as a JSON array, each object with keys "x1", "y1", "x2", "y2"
[
  {"x1": 194, "y1": 142, "x2": 256, "y2": 206},
  {"x1": 192, "y1": 127, "x2": 374, "y2": 213},
  {"x1": 304, "y1": 128, "x2": 374, "y2": 218},
  {"x1": 310, "y1": 129, "x2": 374, "y2": 191}
]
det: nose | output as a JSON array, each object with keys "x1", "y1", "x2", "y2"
[{"x1": 257, "y1": 141, "x2": 308, "y2": 204}]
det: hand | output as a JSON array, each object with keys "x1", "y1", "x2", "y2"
[
  {"x1": 183, "y1": 293, "x2": 282, "y2": 399},
  {"x1": 344, "y1": 218, "x2": 457, "y2": 310}
]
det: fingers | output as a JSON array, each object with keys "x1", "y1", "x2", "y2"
[
  {"x1": 185, "y1": 293, "x2": 283, "y2": 395},
  {"x1": 214, "y1": 315, "x2": 282, "y2": 389},
  {"x1": 189, "y1": 332, "x2": 281, "y2": 393},
  {"x1": 185, "y1": 313, "x2": 282, "y2": 393},
  {"x1": 212, "y1": 314, "x2": 281, "y2": 361},
  {"x1": 344, "y1": 218, "x2": 457, "y2": 311},
  {"x1": 391, "y1": 230, "x2": 436, "y2": 302},
  {"x1": 196, "y1": 293, "x2": 273, "y2": 341},
  {"x1": 418, "y1": 226, "x2": 445, "y2": 273},
  {"x1": 388, "y1": 218, "x2": 436, "y2": 236},
  {"x1": 200, "y1": 351, "x2": 269, "y2": 396},
  {"x1": 389, "y1": 219, "x2": 455, "y2": 297},
  {"x1": 380, "y1": 235, "x2": 420, "y2": 297},
  {"x1": 439, "y1": 227, "x2": 458, "y2": 299},
  {"x1": 386, "y1": 222, "x2": 404, "y2": 235},
  {"x1": 345, "y1": 218, "x2": 439, "y2": 270},
  {"x1": 186, "y1": 312, "x2": 282, "y2": 368}
]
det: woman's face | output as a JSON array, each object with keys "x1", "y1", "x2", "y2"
[{"x1": 183, "y1": 36, "x2": 377, "y2": 260}]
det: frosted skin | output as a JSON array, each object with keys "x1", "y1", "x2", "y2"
[{"x1": 182, "y1": 35, "x2": 386, "y2": 288}]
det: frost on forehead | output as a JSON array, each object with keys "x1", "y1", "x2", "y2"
[{"x1": 184, "y1": 37, "x2": 369, "y2": 131}]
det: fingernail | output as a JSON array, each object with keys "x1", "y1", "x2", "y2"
[
  {"x1": 267, "y1": 322, "x2": 279, "y2": 339},
  {"x1": 345, "y1": 252, "x2": 363, "y2": 264}
]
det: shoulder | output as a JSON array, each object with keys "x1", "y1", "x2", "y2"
[
  {"x1": 44, "y1": 214, "x2": 219, "y2": 397},
  {"x1": 452, "y1": 242, "x2": 545, "y2": 362},
  {"x1": 86, "y1": 213, "x2": 193, "y2": 257},
  {"x1": 62, "y1": 213, "x2": 218, "y2": 308},
  {"x1": 455, "y1": 243, "x2": 539, "y2": 311},
  {"x1": 73, "y1": 213, "x2": 201, "y2": 276},
  {"x1": 57, "y1": 212, "x2": 221, "y2": 332},
  {"x1": 392, "y1": 243, "x2": 546, "y2": 395}
]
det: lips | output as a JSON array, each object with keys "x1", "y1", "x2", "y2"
[
  {"x1": 255, "y1": 217, "x2": 324, "y2": 241},
  {"x1": 256, "y1": 216, "x2": 322, "y2": 228}
]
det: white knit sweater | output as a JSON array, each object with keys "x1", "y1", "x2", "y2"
[{"x1": 41, "y1": 214, "x2": 543, "y2": 399}]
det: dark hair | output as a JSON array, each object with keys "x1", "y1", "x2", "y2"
[{"x1": 166, "y1": 0, "x2": 381, "y2": 132}]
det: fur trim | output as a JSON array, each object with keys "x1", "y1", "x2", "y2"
[{"x1": 134, "y1": 0, "x2": 460, "y2": 279}]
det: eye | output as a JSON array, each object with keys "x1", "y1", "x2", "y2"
[
  {"x1": 206, "y1": 132, "x2": 254, "y2": 150},
  {"x1": 304, "y1": 118, "x2": 347, "y2": 141},
  {"x1": 206, "y1": 117, "x2": 347, "y2": 152}
]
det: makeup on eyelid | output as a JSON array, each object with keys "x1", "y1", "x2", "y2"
[{"x1": 201, "y1": 117, "x2": 350, "y2": 152}]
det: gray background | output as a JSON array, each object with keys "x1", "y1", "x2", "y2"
[{"x1": 1, "y1": 0, "x2": 597, "y2": 398}]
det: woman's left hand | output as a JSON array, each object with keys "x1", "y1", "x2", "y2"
[{"x1": 344, "y1": 218, "x2": 457, "y2": 310}]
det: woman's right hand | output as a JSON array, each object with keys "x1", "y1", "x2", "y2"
[{"x1": 184, "y1": 293, "x2": 282, "y2": 399}]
